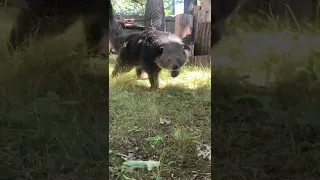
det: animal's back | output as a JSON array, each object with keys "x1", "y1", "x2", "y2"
[
  {"x1": 140, "y1": 30, "x2": 183, "y2": 47},
  {"x1": 117, "y1": 32, "x2": 145, "y2": 66}
]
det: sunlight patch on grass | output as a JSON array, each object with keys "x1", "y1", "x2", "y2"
[
  {"x1": 109, "y1": 60, "x2": 211, "y2": 179},
  {"x1": 109, "y1": 61, "x2": 211, "y2": 90}
]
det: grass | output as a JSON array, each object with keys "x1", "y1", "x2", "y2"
[
  {"x1": 213, "y1": 14, "x2": 320, "y2": 179},
  {"x1": 108, "y1": 57, "x2": 211, "y2": 179},
  {"x1": 1, "y1": 5, "x2": 320, "y2": 180},
  {"x1": 0, "y1": 7, "x2": 211, "y2": 180},
  {"x1": 0, "y1": 8, "x2": 109, "y2": 179}
]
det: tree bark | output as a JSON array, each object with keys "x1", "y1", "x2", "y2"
[
  {"x1": 137, "y1": 0, "x2": 166, "y2": 79},
  {"x1": 144, "y1": 0, "x2": 166, "y2": 31}
]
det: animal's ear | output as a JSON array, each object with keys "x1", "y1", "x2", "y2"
[
  {"x1": 182, "y1": 44, "x2": 191, "y2": 51},
  {"x1": 182, "y1": 44, "x2": 191, "y2": 56}
]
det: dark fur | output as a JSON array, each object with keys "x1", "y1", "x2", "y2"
[
  {"x1": 7, "y1": 0, "x2": 120, "y2": 56},
  {"x1": 111, "y1": 30, "x2": 191, "y2": 89}
]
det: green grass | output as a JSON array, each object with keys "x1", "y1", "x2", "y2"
[
  {"x1": 1, "y1": 5, "x2": 320, "y2": 180},
  {"x1": 0, "y1": 8, "x2": 109, "y2": 179},
  {"x1": 109, "y1": 57, "x2": 211, "y2": 179},
  {"x1": 213, "y1": 15, "x2": 320, "y2": 179},
  {"x1": 0, "y1": 7, "x2": 211, "y2": 180}
]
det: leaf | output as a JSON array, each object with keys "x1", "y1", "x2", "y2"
[
  {"x1": 174, "y1": 129, "x2": 182, "y2": 140},
  {"x1": 145, "y1": 136, "x2": 163, "y2": 144},
  {"x1": 122, "y1": 174, "x2": 136, "y2": 180},
  {"x1": 122, "y1": 160, "x2": 160, "y2": 171}
]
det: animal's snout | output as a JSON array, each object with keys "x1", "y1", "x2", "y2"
[{"x1": 172, "y1": 64, "x2": 179, "y2": 70}]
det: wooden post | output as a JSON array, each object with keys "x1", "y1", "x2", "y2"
[
  {"x1": 189, "y1": 45, "x2": 194, "y2": 57},
  {"x1": 175, "y1": 14, "x2": 194, "y2": 44},
  {"x1": 200, "y1": 0, "x2": 211, "y2": 9},
  {"x1": 193, "y1": 6, "x2": 211, "y2": 44},
  {"x1": 188, "y1": 55, "x2": 211, "y2": 67},
  {"x1": 166, "y1": 16, "x2": 175, "y2": 33},
  {"x1": 194, "y1": 22, "x2": 211, "y2": 55}
]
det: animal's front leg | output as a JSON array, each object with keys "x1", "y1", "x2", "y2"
[
  {"x1": 147, "y1": 68, "x2": 161, "y2": 90},
  {"x1": 136, "y1": 67, "x2": 149, "y2": 80},
  {"x1": 111, "y1": 57, "x2": 134, "y2": 78}
]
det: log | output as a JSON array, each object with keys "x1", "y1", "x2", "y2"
[
  {"x1": 175, "y1": 14, "x2": 194, "y2": 44},
  {"x1": 187, "y1": 55, "x2": 211, "y2": 68},
  {"x1": 194, "y1": 22, "x2": 211, "y2": 55}
]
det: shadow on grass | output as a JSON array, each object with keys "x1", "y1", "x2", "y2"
[
  {"x1": 0, "y1": 48, "x2": 109, "y2": 179},
  {"x1": 109, "y1": 65, "x2": 211, "y2": 179},
  {"x1": 211, "y1": 13, "x2": 320, "y2": 179},
  {"x1": 212, "y1": 68, "x2": 320, "y2": 179}
]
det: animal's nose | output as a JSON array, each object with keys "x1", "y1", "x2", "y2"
[{"x1": 172, "y1": 65, "x2": 179, "y2": 70}]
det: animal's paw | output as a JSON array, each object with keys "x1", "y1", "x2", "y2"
[
  {"x1": 137, "y1": 72, "x2": 149, "y2": 80},
  {"x1": 149, "y1": 86, "x2": 159, "y2": 91}
]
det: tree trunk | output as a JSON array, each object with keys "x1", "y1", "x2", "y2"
[
  {"x1": 194, "y1": 22, "x2": 211, "y2": 55},
  {"x1": 144, "y1": 0, "x2": 166, "y2": 31},
  {"x1": 184, "y1": 0, "x2": 197, "y2": 14},
  {"x1": 137, "y1": 0, "x2": 166, "y2": 79},
  {"x1": 175, "y1": 14, "x2": 194, "y2": 44},
  {"x1": 172, "y1": 0, "x2": 175, "y2": 15}
]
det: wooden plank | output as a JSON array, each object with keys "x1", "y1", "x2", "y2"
[
  {"x1": 187, "y1": 55, "x2": 211, "y2": 68},
  {"x1": 194, "y1": 22, "x2": 211, "y2": 55},
  {"x1": 166, "y1": 20, "x2": 175, "y2": 33},
  {"x1": 193, "y1": 6, "x2": 211, "y2": 44},
  {"x1": 188, "y1": 45, "x2": 194, "y2": 57},
  {"x1": 175, "y1": 14, "x2": 194, "y2": 44},
  {"x1": 200, "y1": 0, "x2": 211, "y2": 9}
]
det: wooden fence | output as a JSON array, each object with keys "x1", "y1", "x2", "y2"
[{"x1": 118, "y1": 15, "x2": 176, "y2": 35}]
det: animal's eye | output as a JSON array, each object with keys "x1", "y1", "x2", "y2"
[{"x1": 159, "y1": 46, "x2": 164, "y2": 52}]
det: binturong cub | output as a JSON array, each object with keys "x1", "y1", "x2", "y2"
[{"x1": 111, "y1": 30, "x2": 191, "y2": 89}]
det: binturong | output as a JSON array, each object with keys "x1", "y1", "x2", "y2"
[{"x1": 111, "y1": 30, "x2": 191, "y2": 90}]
